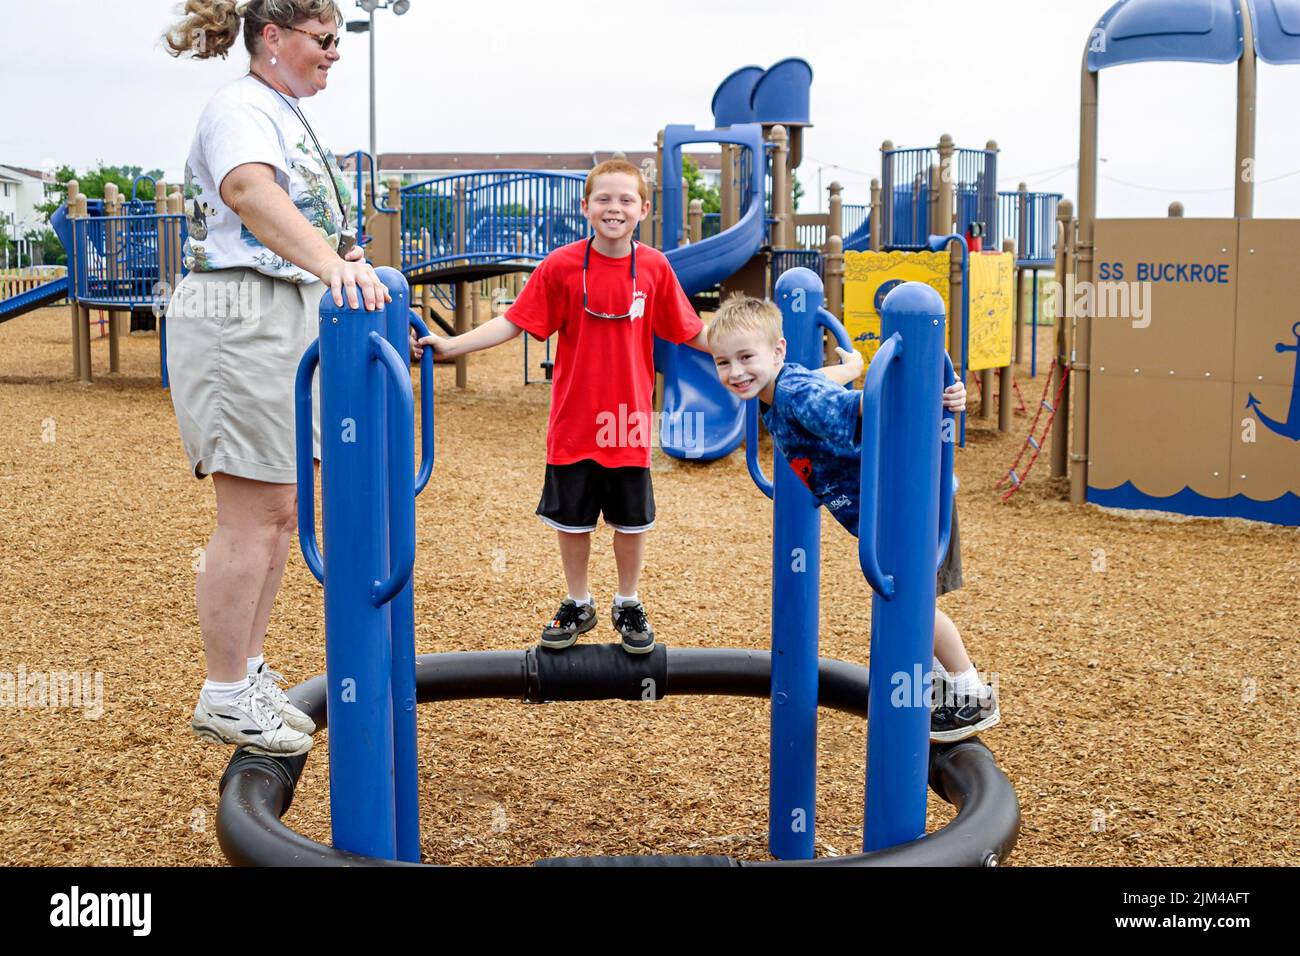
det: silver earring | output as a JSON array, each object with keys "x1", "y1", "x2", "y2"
[{"x1": 270, "y1": 56, "x2": 277, "y2": 65}]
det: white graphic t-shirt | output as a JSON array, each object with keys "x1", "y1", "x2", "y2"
[{"x1": 181, "y1": 74, "x2": 354, "y2": 283}]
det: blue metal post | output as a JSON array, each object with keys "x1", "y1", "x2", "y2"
[
  {"x1": 308, "y1": 292, "x2": 400, "y2": 859},
  {"x1": 858, "y1": 282, "x2": 945, "y2": 851},
  {"x1": 768, "y1": 267, "x2": 826, "y2": 860},
  {"x1": 378, "y1": 268, "x2": 421, "y2": 863}
]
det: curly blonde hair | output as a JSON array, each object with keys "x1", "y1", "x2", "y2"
[{"x1": 163, "y1": 0, "x2": 343, "y2": 60}]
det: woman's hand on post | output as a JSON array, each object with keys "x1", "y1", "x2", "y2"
[
  {"x1": 318, "y1": 256, "x2": 391, "y2": 311},
  {"x1": 942, "y1": 381, "x2": 966, "y2": 412}
]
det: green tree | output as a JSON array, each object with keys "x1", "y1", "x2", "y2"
[
  {"x1": 793, "y1": 175, "x2": 804, "y2": 212},
  {"x1": 683, "y1": 155, "x2": 721, "y2": 214},
  {"x1": 36, "y1": 163, "x2": 168, "y2": 220}
]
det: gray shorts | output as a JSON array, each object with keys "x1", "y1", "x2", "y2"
[
  {"x1": 165, "y1": 268, "x2": 322, "y2": 484},
  {"x1": 937, "y1": 503, "x2": 963, "y2": 596}
]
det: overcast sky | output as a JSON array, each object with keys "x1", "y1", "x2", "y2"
[{"x1": 2, "y1": 0, "x2": 1298, "y2": 218}]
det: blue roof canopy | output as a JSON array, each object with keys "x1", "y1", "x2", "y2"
[
  {"x1": 1250, "y1": 0, "x2": 1300, "y2": 63},
  {"x1": 749, "y1": 58, "x2": 813, "y2": 127},
  {"x1": 711, "y1": 66, "x2": 764, "y2": 127},
  {"x1": 1087, "y1": 0, "x2": 1244, "y2": 71}
]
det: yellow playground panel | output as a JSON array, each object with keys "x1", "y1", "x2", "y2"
[
  {"x1": 844, "y1": 250, "x2": 1014, "y2": 370},
  {"x1": 967, "y1": 251, "x2": 1015, "y2": 371}
]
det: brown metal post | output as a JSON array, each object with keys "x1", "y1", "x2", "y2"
[
  {"x1": 74, "y1": 193, "x2": 92, "y2": 382},
  {"x1": 681, "y1": 177, "x2": 688, "y2": 246},
  {"x1": 824, "y1": 234, "x2": 844, "y2": 360},
  {"x1": 771, "y1": 125, "x2": 789, "y2": 249},
  {"x1": 998, "y1": 237, "x2": 1015, "y2": 431},
  {"x1": 689, "y1": 199, "x2": 702, "y2": 245},
  {"x1": 828, "y1": 181, "x2": 843, "y2": 247},
  {"x1": 1236, "y1": 2, "x2": 1257, "y2": 218},
  {"x1": 937, "y1": 134, "x2": 959, "y2": 377},
  {"x1": 1052, "y1": 199, "x2": 1075, "y2": 479},
  {"x1": 454, "y1": 279, "x2": 470, "y2": 388},
  {"x1": 387, "y1": 178, "x2": 402, "y2": 269},
  {"x1": 719, "y1": 144, "x2": 734, "y2": 234},
  {"x1": 654, "y1": 130, "x2": 664, "y2": 250},
  {"x1": 936, "y1": 134, "x2": 955, "y2": 233},
  {"x1": 104, "y1": 184, "x2": 122, "y2": 374},
  {"x1": 1070, "y1": 50, "x2": 1099, "y2": 503},
  {"x1": 1168, "y1": 201, "x2": 1185, "y2": 217},
  {"x1": 869, "y1": 177, "x2": 882, "y2": 252}
]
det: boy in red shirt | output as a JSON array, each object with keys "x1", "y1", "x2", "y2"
[{"x1": 413, "y1": 160, "x2": 708, "y2": 654}]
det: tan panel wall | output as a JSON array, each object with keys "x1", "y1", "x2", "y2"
[
  {"x1": 1091, "y1": 219, "x2": 1238, "y2": 382},
  {"x1": 1088, "y1": 375, "x2": 1234, "y2": 499},
  {"x1": 1231, "y1": 383, "x2": 1299, "y2": 502},
  {"x1": 1234, "y1": 219, "x2": 1300, "y2": 387}
]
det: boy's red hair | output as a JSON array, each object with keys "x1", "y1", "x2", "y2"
[{"x1": 585, "y1": 159, "x2": 649, "y2": 203}]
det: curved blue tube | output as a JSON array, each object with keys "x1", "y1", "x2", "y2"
[
  {"x1": 745, "y1": 398, "x2": 774, "y2": 500},
  {"x1": 368, "y1": 332, "x2": 416, "y2": 607},
  {"x1": 927, "y1": 233, "x2": 970, "y2": 446},
  {"x1": 936, "y1": 354, "x2": 956, "y2": 574},
  {"x1": 408, "y1": 309, "x2": 435, "y2": 495},
  {"x1": 857, "y1": 333, "x2": 901, "y2": 599},
  {"x1": 295, "y1": 339, "x2": 325, "y2": 584}
]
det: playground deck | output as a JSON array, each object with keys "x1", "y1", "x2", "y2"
[{"x1": 0, "y1": 305, "x2": 1295, "y2": 866}]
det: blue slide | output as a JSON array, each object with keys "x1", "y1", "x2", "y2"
[
  {"x1": 0, "y1": 203, "x2": 73, "y2": 324},
  {"x1": 0, "y1": 276, "x2": 70, "y2": 324},
  {"x1": 656, "y1": 123, "x2": 767, "y2": 461}
]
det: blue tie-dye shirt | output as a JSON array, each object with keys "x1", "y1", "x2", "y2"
[{"x1": 760, "y1": 363, "x2": 866, "y2": 536}]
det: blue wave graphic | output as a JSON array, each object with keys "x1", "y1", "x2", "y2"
[{"x1": 1087, "y1": 482, "x2": 1300, "y2": 526}]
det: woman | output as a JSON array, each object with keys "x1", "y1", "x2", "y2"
[{"x1": 163, "y1": 0, "x2": 388, "y2": 756}]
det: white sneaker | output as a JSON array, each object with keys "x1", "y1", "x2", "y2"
[
  {"x1": 191, "y1": 680, "x2": 313, "y2": 757},
  {"x1": 251, "y1": 665, "x2": 317, "y2": 735}
]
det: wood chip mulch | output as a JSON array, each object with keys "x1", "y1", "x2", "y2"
[{"x1": 0, "y1": 307, "x2": 1295, "y2": 866}]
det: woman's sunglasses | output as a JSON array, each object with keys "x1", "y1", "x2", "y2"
[{"x1": 286, "y1": 25, "x2": 340, "y2": 51}]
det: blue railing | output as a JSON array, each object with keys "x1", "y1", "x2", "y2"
[
  {"x1": 881, "y1": 145, "x2": 997, "y2": 251},
  {"x1": 771, "y1": 249, "x2": 823, "y2": 294},
  {"x1": 996, "y1": 191, "x2": 1062, "y2": 266},
  {"x1": 398, "y1": 171, "x2": 588, "y2": 274},
  {"x1": 73, "y1": 212, "x2": 187, "y2": 307}
]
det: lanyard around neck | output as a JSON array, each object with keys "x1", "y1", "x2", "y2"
[{"x1": 247, "y1": 70, "x2": 348, "y2": 233}]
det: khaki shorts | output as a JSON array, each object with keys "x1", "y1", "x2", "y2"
[
  {"x1": 165, "y1": 268, "x2": 322, "y2": 484},
  {"x1": 937, "y1": 503, "x2": 963, "y2": 596}
]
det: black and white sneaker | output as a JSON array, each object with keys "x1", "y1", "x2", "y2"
[
  {"x1": 930, "y1": 678, "x2": 1000, "y2": 743},
  {"x1": 612, "y1": 598, "x2": 655, "y2": 655},
  {"x1": 191, "y1": 681, "x2": 314, "y2": 756},
  {"x1": 541, "y1": 598, "x2": 597, "y2": 650}
]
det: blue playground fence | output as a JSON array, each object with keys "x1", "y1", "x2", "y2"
[
  {"x1": 997, "y1": 190, "x2": 1062, "y2": 267},
  {"x1": 398, "y1": 171, "x2": 588, "y2": 274},
  {"x1": 881, "y1": 145, "x2": 997, "y2": 250},
  {"x1": 71, "y1": 211, "x2": 187, "y2": 308}
]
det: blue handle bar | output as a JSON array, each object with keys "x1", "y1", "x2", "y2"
[
  {"x1": 294, "y1": 340, "x2": 325, "y2": 584},
  {"x1": 744, "y1": 397, "x2": 774, "y2": 500},
  {"x1": 409, "y1": 308, "x2": 435, "y2": 495},
  {"x1": 858, "y1": 332, "x2": 902, "y2": 599},
  {"x1": 368, "y1": 331, "x2": 416, "y2": 607}
]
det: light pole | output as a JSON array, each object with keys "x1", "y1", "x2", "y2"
[{"x1": 350, "y1": 0, "x2": 411, "y2": 166}]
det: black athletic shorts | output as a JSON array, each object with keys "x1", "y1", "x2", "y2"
[
  {"x1": 937, "y1": 503, "x2": 963, "y2": 596},
  {"x1": 536, "y1": 459, "x2": 656, "y2": 534}
]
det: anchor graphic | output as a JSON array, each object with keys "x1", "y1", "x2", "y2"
[{"x1": 1245, "y1": 321, "x2": 1300, "y2": 441}]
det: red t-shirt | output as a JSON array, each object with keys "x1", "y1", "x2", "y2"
[{"x1": 506, "y1": 239, "x2": 704, "y2": 468}]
